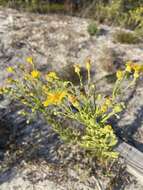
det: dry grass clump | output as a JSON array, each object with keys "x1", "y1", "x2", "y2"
[{"x1": 113, "y1": 30, "x2": 141, "y2": 44}]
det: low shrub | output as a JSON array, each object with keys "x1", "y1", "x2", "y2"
[
  {"x1": 113, "y1": 30, "x2": 141, "y2": 44},
  {"x1": 87, "y1": 22, "x2": 98, "y2": 36},
  {"x1": 1, "y1": 58, "x2": 142, "y2": 163}
]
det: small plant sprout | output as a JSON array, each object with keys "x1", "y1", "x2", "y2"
[{"x1": 87, "y1": 22, "x2": 98, "y2": 36}]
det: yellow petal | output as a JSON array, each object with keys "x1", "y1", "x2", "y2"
[
  {"x1": 7, "y1": 67, "x2": 14, "y2": 73},
  {"x1": 31, "y1": 70, "x2": 40, "y2": 78}
]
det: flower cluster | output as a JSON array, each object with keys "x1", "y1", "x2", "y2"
[
  {"x1": 116, "y1": 61, "x2": 143, "y2": 81},
  {"x1": 126, "y1": 61, "x2": 143, "y2": 79}
]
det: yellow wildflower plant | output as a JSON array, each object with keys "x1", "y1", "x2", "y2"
[
  {"x1": 31, "y1": 70, "x2": 40, "y2": 79},
  {"x1": 3, "y1": 58, "x2": 142, "y2": 162}
]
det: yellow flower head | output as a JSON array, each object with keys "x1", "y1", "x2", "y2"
[
  {"x1": 43, "y1": 91, "x2": 67, "y2": 107},
  {"x1": 7, "y1": 67, "x2": 14, "y2": 73},
  {"x1": 116, "y1": 70, "x2": 124, "y2": 81},
  {"x1": 31, "y1": 70, "x2": 40, "y2": 79},
  {"x1": 26, "y1": 57, "x2": 33, "y2": 64},
  {"x1": 74, "y1": 64, "x2": 80, "y2": 75},
  {"x1": 46, "y1": 72, "x2": 58, "y2": 81}
]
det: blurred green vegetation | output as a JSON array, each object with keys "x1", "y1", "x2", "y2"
[
  {"x1": 0, "y1": 0, "x2": 143, "y2": 32},
  {"x1": 0, "y1": 0, "x2": 65, "y2": 13}
]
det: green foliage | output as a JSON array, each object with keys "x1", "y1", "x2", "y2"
[
  {"x1": 113, "y1": 30, "x2": 141, "y2": 44},
  {"x1": 87, "y1": 22, "x2": 98, "y2": 36}
]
